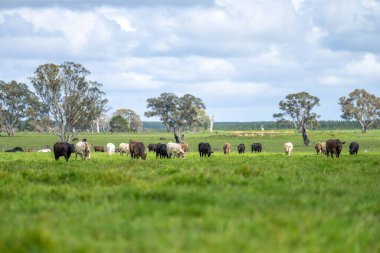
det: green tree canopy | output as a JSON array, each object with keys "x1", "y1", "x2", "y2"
[
  {"x1": 0, "y1": 80, "x2": 38, "y2": 136},
  {"x1": 273, "y1": 91, "x2": 320, "y2": 130},
  {"x1": 145, "y1": 93, "x2": 206, "y2": 142},
  {"x1": 29, "y1": 62, "x2": 108, "y2": 142},
  {"x1": 339, "y1": 89, "x2": 380, "y2": 133},
  {"x1": 109, "y1": 115, "x2": 129, "y2": 133},
  {"x1": 113, "y1": 108, "x2": 142, "y2": 132}
]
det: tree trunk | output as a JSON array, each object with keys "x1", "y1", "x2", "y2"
[
  {"x1": 362, "y1": 125, "x2": 367, "y2": 133},
  {"x1": 173, "y1": 128, "x2": 181, "y2": 143},
  {"x1": 96, "y1": 117, "x2": 100, "y2": 133},
  {"x1": 209, "y1": 115, "x2": 214, "y2": 132}
]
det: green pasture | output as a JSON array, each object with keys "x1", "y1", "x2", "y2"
[{"x1": 0, "y1": 130, "x2": 379, "y2": 253}]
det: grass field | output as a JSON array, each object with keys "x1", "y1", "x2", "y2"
[{"x1": 0, "y1": 130, "x2": 379, "y2": 253}]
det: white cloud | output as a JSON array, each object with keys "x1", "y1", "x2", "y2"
[{"x1": 0, "y1": 1, "x2": 379, "y2": 121}]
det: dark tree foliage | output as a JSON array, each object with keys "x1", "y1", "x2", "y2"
[
  {"x1": 109, "y1": 115, "x2": 129, "y2": 133},
  {"x1": 145, "y1": 93, "x2": 206, "y2": 143}
]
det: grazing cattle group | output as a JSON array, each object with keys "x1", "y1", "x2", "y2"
[{"x1": 46, "y1": 135, "x2": 361, "y2": 162}]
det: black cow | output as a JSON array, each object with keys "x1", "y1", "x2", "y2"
[
  {"x1": 349, "y1": 142, "x2": 359, "y2": 155},
  {"x1": 237, "y1": 144, "x2": 245, "y2": 154},
  {"x1": 5, "y1": 147, "x2": 24, "y2": 152},
  {"x1": 198, "y1": 142, "x2": 213, "y2": 157},
  {"x1": 155, "y1": 143, "x2": 169, "y2": 159},
  {"x1": 326, "y1": 139, "x2": 345, "y2": 158},
  {"x1": 250, "y1": 143, "x2": 262, "y2": 153},
  {"x1": 53, "y1": 142, "x2": 75, "y2": 161},
  {"x1": 129, "y1": 141, "x2": 147, "y2": 160}
]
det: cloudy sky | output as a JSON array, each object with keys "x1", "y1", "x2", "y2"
[{"x1": 0, "y1": 0, "x2": 379, "y2": 121}]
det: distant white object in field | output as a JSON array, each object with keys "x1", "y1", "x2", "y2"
[{"x1": 38, "y1": 148, "x2": 51, "y2": 152}]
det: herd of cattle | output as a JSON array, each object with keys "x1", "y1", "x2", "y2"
[{"x1": 50, "y1": 138, "x2": 360, "y2": 162}]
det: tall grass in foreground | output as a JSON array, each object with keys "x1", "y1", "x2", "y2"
[{"x1": 0, "y1": 151, "x2": 379, "y2": 253}]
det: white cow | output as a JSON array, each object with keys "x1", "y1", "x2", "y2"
[
  {"x1": 167, "y1": 142, "x2": 186, "y2": 158},
  {"x1": 75, "y1": 141, "x2": 91, "y2": 160},
  {"x1": 284, "y1": 142, "x2": 293, "y2": 156},
  {"x1": 37, "y1": 148, "x2": 51, "y2": 152},
  {"x1": 107, "y1": 143, "x2": 116, "y2": 156},
  {"x1": 119, "y1": 143, "x2": 129, "y2": 156}
]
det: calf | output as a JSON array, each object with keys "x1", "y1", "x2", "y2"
[
  {"x1": 5, "y1": 147, "x2": 24, "y2": 152},
  {"x1": 75, "y1": 141, "x2": 91, "y2": 160},
  {"x1": 198, "y1": 142, "x2": 213, "y2": 157},
  {"x1": 167, "y1": 142, "x2": 186, "y2": 158},
  {"x1": 129, "y1": 141, "x2": 147, "y2": 160},
  {"x1": 148, "y1": 144, "x2": 157, "y2": 152},
  {"x1": 237, "y1": 144, "x2": 245, "y2": 154},
  {"x1": 284, "y1": 142, "x2": 293, "y2": 156},
  {"x1": 223, "y1": 143, "x2": 231, "y2": 155},
  {"x1": 53, "y1": 142, "x2": 75, "y2": 162},
  {"x1": 315, "y1": 142, "x2": 326, "y2": 155},
  {"x1": 349, "y1": 142, "x2": 359, "y2": 155},
  {"x1": 326, "y1": 139, "x2": 345, "y2": 158},
  {"x1": 119, "y1": 143, "x2": 129, "y2": 156},
  {"x1": 93, "y1": 146, "x2": 105, "y2": 152},
  {"x1": 106, "y1": 143, "x2": 116, "y2": 156},
  {"x1": 250, "y1": 143, "x2": 262, "y2": 153},
  {"x1": 180, "y1": 142, "x2": 189, "y2": 153}
]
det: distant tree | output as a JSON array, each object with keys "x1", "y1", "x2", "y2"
[
  {"x1": 273, "y1": 92, "x2": 320, "y2": 130},
  {"x1": 273, "y1": 92, "x2": 320, "y2": 146},
  {"x1": 109, "y1": 115, "x2": 129, "y2": 133},
  {"x1": 0, "y1": 80, "x2": 38, "y2": 136},
  {"x1": 190, "y1": 108, "x2": 211, "y2": 132},
  {"x1": 145, "y1": 93, "x2": 206, "y2": 143},
  {"x1": 29, "y1": 62, "x2": 108, "y2": 142},
  {"x1": 113, "y1": 108, "x2": 142, "y2": 132},
  {"x1": 339, "y1": 89, "x2": 380, "y2": 133}
]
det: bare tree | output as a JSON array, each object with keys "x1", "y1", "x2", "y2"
[
  {"x1": 29, "y1": 62, "x2": 108, "y2": 142},
  {"x1": 339, "y1": 89, "x2": 380, "y2": 133}
]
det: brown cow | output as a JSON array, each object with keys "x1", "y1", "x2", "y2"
[
  {"x1": 129, "y1": 141, "x2": 147, "y2": 160},
  {"x1": 326, "y1": 139, "x2": 345, "y2": 158},
  {"x1": 223, "y1": 143, "x2": 231, "y2": 154},
  {"x1": 315, "y1": 142, "x2": 326, "y2": 155},
  {"x1": 180, "y1": 142, "x2": 189, "y2": 153},
  {"x1": 93, "y1": 145, "x2": 105, "y2": 152}
]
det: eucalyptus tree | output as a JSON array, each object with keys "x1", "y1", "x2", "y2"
[
  {"x1": 0, "y1": 80, "x2": 38, "y2": 136},
  {"x1": 145, "y1": 93, "x2": 206, "y2": 143},
  {"x1": 339, "y1": 89, "x2": 380, "y2": 133},
  {"x1": 273, "y1": 92, "x2": 320, "y2": 146},
  {"x1": 29, "y1": 62, "x2": 108, "y2": 142},
  {"x1": 113, "y1": 108, "x2": 142, "y2": 132}
]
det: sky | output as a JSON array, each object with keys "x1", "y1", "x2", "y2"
[{"x1": 0, "y1": 0, "x2": 379, "y2": 122}]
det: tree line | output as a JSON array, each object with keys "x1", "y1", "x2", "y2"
[{"x1": 0, "y1": 62, "x2": 379, "y2": 143}]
